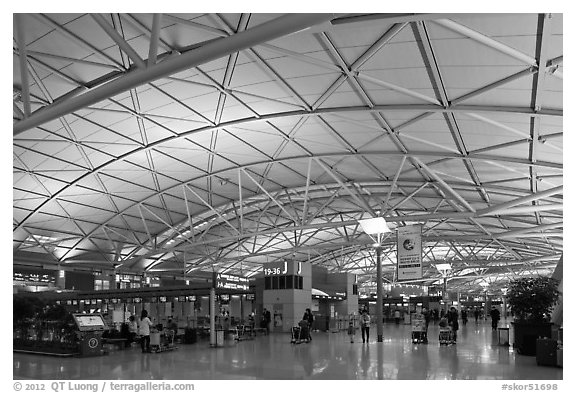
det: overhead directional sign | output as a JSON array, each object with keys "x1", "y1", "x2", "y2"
[
  {"x1": 263, "y1": 261, "x2": 302, "y2": 276},
  {"x1": 212, "y1": 272, "x2": 249, "y2": 291}
]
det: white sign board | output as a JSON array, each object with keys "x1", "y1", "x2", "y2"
[{"x1": 397, "y1": 224, "x2": 423, "y2": 280}]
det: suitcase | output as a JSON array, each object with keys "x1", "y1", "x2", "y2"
[{"x1": 536, "y1": 338, "x2": 557, "y2": 366}]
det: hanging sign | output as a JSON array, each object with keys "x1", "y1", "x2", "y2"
[
  {"x1": 263, "y1": 261, "x2": 302, "y2": 276},
  {"x1": 397, "y1": 224, "x2": 423, "y2": 280},
  {"x1": 212, "y1": 272, "x2": 249, "y2": 291}
]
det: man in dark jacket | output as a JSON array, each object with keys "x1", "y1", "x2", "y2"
[
  {"x1": 303, "y1": 308, "x2": 314, "y2": 341},
  {"x1": 489, "y1": 306, "x2": 501, "y2": 330},
  {"x1": 447, "y1": 307, "x2": 459, "y2": 342}
]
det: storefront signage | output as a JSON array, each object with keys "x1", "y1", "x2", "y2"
[
  {"x1": 397, "y1": 224, "x2": 423, "y2": 280},
  {"x1": 213, "y1": 272, "x2": 249, "y2": 291}
]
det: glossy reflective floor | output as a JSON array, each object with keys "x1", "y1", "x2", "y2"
[{"x1": 14, "y1": 320, "x2": 562, "y2": 380}]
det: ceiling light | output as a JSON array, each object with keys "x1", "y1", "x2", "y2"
[
  {"x1": 358, "y1": 217, "x2": 391, "y2": 235},
  {"x1": 435, "y1": 263, "x2": 452, "y2": 271}
]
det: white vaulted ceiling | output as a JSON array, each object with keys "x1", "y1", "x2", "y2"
[{"x1": 13, "y1": 13, "x2": 563, "y2": 294}]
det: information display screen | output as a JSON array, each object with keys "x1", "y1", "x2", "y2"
[{"x1": 73, "y1": 314, "x2": 107, "y2": 331}]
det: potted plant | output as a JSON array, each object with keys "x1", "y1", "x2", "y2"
[{"x1": 506, "y1": 276, "x2": 560, "y2": 356}]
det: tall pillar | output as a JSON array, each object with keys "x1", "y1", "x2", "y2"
[
  {"x1": 209, "y1": 287, "x2": 216, "y2": 346},
  {"x1": 376, "y1": 246, "x2": 383, "y2": 343}
]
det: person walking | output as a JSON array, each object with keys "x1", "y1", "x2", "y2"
[
  {"x1": 489, "y1": 306, "x2": 501, "y2": 330},
  {"x1": 474, "y1": 307, "x2": 480, "y2": 324},
  {"x1": 139, "y1": 310, "x2": 154, "y2": 353},
  {"x1": 394, "y1": 309, "x2": 401, "y2": 325},
  {"x1": 360, "y1": 310, "x2": 371, "y2": 343},
  {"x1": 303, "y1": 308, "x2": 314, "y2": 341}
]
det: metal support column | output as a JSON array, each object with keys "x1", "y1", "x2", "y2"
[
  {"x1": 209, "y1": 287, "x2": 216, "y2": 347},
  {"x1": 376, "y1": 246, "x2": 383, "y2": 342}
]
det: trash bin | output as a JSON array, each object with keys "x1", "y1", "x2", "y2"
[
  {"x1": 215, "y1": 329, "x2": 225, "y2": 347},
  {"x1": 497, "y1": 327, "x2": 510, "y2": 346}
]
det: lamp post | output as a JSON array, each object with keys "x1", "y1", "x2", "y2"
[
  {"x1": 480, "y1": 282, "x2": 489, "y2": 319},
  {"x1": 359, "y1": 217, "x2": 391, "y2": 343},
  {"x1": 375, "y1": 245, "x2": 383, "y2": 342}
]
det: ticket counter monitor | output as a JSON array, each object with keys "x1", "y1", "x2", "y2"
[{"x1": 72, "y1": 313, "x2": 107, "y2": 356}]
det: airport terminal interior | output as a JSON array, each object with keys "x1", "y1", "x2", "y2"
[{"x1": 13, "y1": 12, "x2": 563, "y2": 380}]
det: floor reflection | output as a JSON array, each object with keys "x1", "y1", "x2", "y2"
[{"x1": 13, "y1": 321, "x2": 562, "y2": 380}]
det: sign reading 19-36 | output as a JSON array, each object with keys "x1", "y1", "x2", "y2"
[{"x1": 263, "y1": 261, "x2": 302, "y2": 276}]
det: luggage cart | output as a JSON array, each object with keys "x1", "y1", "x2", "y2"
[
  {"x1": 290, "y1": 325, "x2": 310, "y2": 344},
  {"x1": 411, "y1": 314, "x2": 428, "y2": 344},
  {"x1": 150, "y1": 329, "x2": 177, "y2": 353},
  {"x1": 439, "y1": 327, "x2": 455, "y2": 345},
  {"x1": 234, "y1": 325, "x2": 254, "y2": 341}
]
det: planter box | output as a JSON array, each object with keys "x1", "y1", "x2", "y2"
[{"x1": 512, "y1": 321, "x2": 553, "y2": 356}]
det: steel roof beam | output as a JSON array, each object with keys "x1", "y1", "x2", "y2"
[
  {"x1": 14, "y1": 15, "x2": 31, "y2": 117},
  {"x1": 91, "y1": 14, "x2": 146, "y2": 68},
  {"x1": 13, "y1": 13, "x2": 335, "y2": 135},
  {"x1": 433, "y1": 19, "x2": 537, "y2": 66},
  {"x1": 529, "y1": 14, "x2": 554, "y2": 226},
  {"x1": 477, "y1": 185, "x2": 562, "y2": 216}
]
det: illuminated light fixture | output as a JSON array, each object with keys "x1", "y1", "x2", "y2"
[
  {"x1": 358, "y1": 217, "x2": 391, "y2": 235},
  {"x1": 435, "y1": 263, "x2": 452, "y2": 272}
]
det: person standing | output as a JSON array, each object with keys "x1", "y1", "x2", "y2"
[
  {"x1": 447, "y1": 307, "x2": 459, "y2": 342},
  {"x1": 139, "y1": 310, "x2": 154, "y2": 353},
  {"x1": 360, "y1": 310, "x2": 371, "y2": 343},
  {"x1": 461, "y1": 308, "x2": 468, "y2": 326},
  {"x1": 263, "y1": 308, "x2": 272, "y2": 334},
  {"x1": 394, "y1": 309, "x2": 401, "y2": 324},
  {"x1": 489, "y1": 306, "x2": 501, "y2": 330},
  {"x1": 303, "y1": 308, "x2": 314, "y2": 341},
  {"x1": 422, "y1": 307, "x2": 431, "y2": 329},
  {"x1": 127, "y1": 315, "x2": 138, "y2": 347},
  {"x1": 347, "y1": 320, "x2": 355, "y2": 343}
]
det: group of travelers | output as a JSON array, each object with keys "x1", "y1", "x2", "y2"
[{"x1": 130, "y1": 303, "x2": 503, "y2": 353}]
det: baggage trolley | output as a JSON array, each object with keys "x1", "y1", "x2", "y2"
[
  {"x1": 234, "y1": 325, "x2": 254, "y2": 341},
  {"x1": 150, "y1": 329, "x2": 177, "y2": 353},
  {"x1": 411, "y1": 314, "x2": 428, "y2": 344},
  {"x1": 290, "y1": 325, "x2": 310, "y2": 344},
  {"x1": 439, "y1": 327, "x2": 455, "y2": 345}
]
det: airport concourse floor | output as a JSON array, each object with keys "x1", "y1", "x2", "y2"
[{"x1": 14, "y1": 321, "x2": 562, "y2": 380}]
